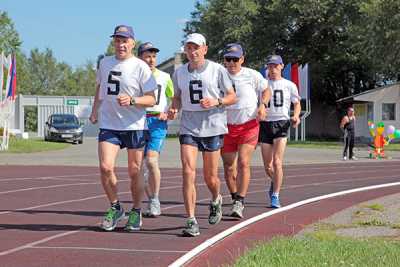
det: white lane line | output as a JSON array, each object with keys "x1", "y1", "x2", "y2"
[
  {"x1": 0, "y1": 173, "x2": 99, "y2": 182},
  {"x1": 169, "y1": 182, "x2": 400, "y2": 267},
  {"x1": 30, "y1": 246, "x2": 188, "y2": 254},
  {"x1": 1, "y1": 177, "x2": 398, "y2": 258},
  {"x1": 0, "y1": 230, "x2": 81, "y2": 256}
]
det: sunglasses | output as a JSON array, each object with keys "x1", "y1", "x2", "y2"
[{"x1": 224, "y1": 57, "x2": 240, "y2": 62}]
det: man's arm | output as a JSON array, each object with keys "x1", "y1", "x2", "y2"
[
  {"x1": 117, "y1": 91, "x2": 156, "y2": 107},
  {"x1": 257, "y1": 87, "x2": 271, "y2": 120},
  {"x1": 340, "y1": 116, "x2": 349, "y2": 129},
  {"x1": 89, "y1": 84, "x2": 101, "y2": 124},
  {"x1": 291, "y1": 101, "x2": 301, "y2": 128}
]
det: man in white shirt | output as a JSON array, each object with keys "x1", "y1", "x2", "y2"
[
  {"x1": 259, "y1": 55, "x2": 301, "y2": 208},
  {"x1": 168, "y1": 33, "x2": 236, "y2": 236},
  {"x1": 221, "y1": 43, "x2": 271, "y2": 218},
  {"x1": 90, "y1": 25, "x2": 157, "y2": 232},
  {"x1": 138, "y1": 42, "x2": 174, "y2": 217}
]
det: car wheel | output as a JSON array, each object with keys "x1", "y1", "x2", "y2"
[{"x1": 78, "y1": 139, "x2": 83, "y2": 144}]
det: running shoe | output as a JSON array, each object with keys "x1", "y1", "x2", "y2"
[
  {"x1": 101, "y1": 207, "x2": 125, "y2": 231},
  {"x1": 182, "y1": 218, "x2": 200, "y2": 237},
  {"x1": 124, "y1": 209, "x2": 142, "y2": 232},
  {"x1": 270, "y1": 195, "x2": 281, "y2": 208},
  {"x1": 144, "y1": 198, "x2": 161, "y2": 217},
  {"x1": 230, "y1": 200, "x2": 244, "y2": 218},
  {"x1": 208, "y1": 194, "x2": 223, "y2": 225}
]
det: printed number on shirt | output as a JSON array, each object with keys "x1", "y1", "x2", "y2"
[
  {"x1": 107, "y1": 71, "x2": 122, "y2": 95},
  {"x1": 266, "y1": 89, "x2": 284, "y2": 108},
  {"x1": 189, "y1": 80, "x2": 203, "y2": 104},
  {"x1": 155, "y1": 84, "x2": 162, "y2": 105}
]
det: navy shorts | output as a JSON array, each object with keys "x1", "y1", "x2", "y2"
[
  {"x1": 179, "y1": 134, "x2": 224, "y2": 152},
  {"x1": 258, "y1": 120, "x2": 290, "y2": 144},
  {"x1": 98, "y1": 129, "x2": 148, "y2": 149}
]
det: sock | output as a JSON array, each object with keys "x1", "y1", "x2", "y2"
[
  {"x1": 153, "y1": 194, "x2": 159, "y2": 201},
  {"x1": 111, "y1": 201, "x2": 121, "y2": 211},
  {"x1": 132, "y1": 207, "x2": 141, "y2": 214},
  {"x1": 236, "y1": 195, "x2": 244, "y2": 204},
  {"x1": 272, "y1": 192, "x2": 279, "y2": 197},
  {"x1": 188, "y1": 217, "x2": 197, "y2": 224},
  {"x1": 231, "y1": 192, "x2": 238, "y2": 201}
]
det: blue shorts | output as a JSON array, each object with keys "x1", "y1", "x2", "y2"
[
  {"x1": 98, "y1": 129, "x2": 148, "y2": 149},
  {"x1": 145, "y1": 117, "x2": 168, "y2": 154},
  {"x1": 179, "y1": 134, "x2": 224, "y2": 152}
]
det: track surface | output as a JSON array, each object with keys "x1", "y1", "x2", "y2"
[{"x1": 0, "y1": 161, "x2": 399, "y2": 267}]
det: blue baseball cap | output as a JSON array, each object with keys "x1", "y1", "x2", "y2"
[
  {"x1": 110, "y1": 25, "x2": 135, "y2": 39},
  {"x1": 223, "y1": 43, "x2": 244, "y2": 58},
  {"x1": 138, "y1": 42, "x2": 160, "y2": 55},
  {"x1": 266, "y1": 55, "x2": 283, "y2": 65}
]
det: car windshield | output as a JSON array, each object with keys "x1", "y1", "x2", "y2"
[{"x1": 51, "y1": 115, "x2": 78, "y2": 125}]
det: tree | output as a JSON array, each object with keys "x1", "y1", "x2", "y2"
[
  {"x1": 185, "y1": 0, "x2": 399, "y2": 104},
  {"x1": 0, "y1": 11, "x2": 21, "y2": 54}
]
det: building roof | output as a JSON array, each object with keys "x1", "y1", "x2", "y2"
[{"x1": 336, "y1": 82, "x2": 400, "y2": 103}]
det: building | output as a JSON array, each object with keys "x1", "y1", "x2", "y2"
[{"x1": 337, "y1": 82, "x2": 400, "y2": 142}]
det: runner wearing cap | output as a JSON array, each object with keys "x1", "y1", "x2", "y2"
[
  {"x1": 168, "y1": 33, "x2": 237, "y2": 237},
  {"x1": 221, "y1": 43, "x2": 271, "y2": 218},
  {"x1": 259, "y1": 55, "x2": 301, "y2": 208},
  {"x1": 90, "y1": 25, "x2": 157, "y2": 232},
  {"x1": 138, "y1": 42, "x2": 174, "y2": 217}
]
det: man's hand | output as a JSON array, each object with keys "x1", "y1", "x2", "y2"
[
  {"x1": 167, "y1": 108, "x2": 178, "y2": 120},
  {"x1": 117, "y1": 94, "x2": 132, "y2": 106},
  {"x1": 200, "y1": 97, "x2": 218, "y2": 109},
  {"x1": 158, "y1": 112, "x2": 168, "y2": 121},
  {"x1": 257, "y1": 105, "x2": 267, "y2": 121},
  {"x1": 291, "y1": 115, "x2": 300, "y2": 128},
  {"x1": 89, "y1": 111, "x2": 97, "y2": 124}
]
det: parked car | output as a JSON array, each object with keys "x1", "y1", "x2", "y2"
[{"x1": 44, "y1": 114, "x2": 83, "y2": 144}]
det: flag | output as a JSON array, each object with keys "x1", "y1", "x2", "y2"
[
  {"x1": 6, "y1": 54, "x2": 17, "y2": 101},
  {"x1": 291, "y1": 63, "x2": 300, "y2": 90},
  {"x1": 282, "y1": 63, "x2": 291, "y2": 80},
  {"x1": 0, "y1": 52, "x2": 4, "y2": 102}
]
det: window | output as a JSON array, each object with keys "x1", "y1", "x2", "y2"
[{"x1": 382, "y1": 103, "x2": 396, "y2": 120}]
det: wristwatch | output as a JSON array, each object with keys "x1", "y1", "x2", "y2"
[
  {"x1": 130, "y1": 97, "x2": 136, "y2": 106},
  {"x1": 217, "y1": 98, "x2": 223, "y2": 107}
]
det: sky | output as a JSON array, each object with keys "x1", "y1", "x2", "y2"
[{"x1": 1, "y1": 0, "x2": 198, "y2": 67}]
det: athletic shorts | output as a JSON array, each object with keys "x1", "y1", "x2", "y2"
[
  {"x1": 258, "y1": 120, "x2": 290, "y2": 144},
  {"x1": 179, "y1": 134, "x2": 224, "y2": 152},
  {"x1": 98, "y1": 129, "x2": 148, "y2": 149},
  {"x1": 222, "y1": 119, "x2": 259, "y2": 153},
  {"x1": 145, "y1": 116, "x2": 168, "y2": 154}
]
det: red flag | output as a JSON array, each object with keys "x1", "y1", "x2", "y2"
[{"x1": 291, "y1": 63, "x2": 299, "y2": 90}]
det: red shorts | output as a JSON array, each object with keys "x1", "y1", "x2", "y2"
[{"x1": 222, "y1": 119, "x2": 259, "y2": 153}]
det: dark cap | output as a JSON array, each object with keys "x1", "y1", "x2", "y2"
[
  {"x1": 110, "y1": 25, "x2": 135, "y2": 39},
  {"x1": 223, "y1": 43, "x2": 244, "y2": 58},
  {"x1": 138, "y1": 42, "x2": 160, "y2": 55},
  {"x1": 266, "y1": 55, "x2": 283, "y2": 65}
]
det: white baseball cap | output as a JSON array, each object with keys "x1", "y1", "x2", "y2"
[{"x1": 184, "y1": 33, "x2": 206, "y2": 46}]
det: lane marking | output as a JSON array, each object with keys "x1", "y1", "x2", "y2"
[
  {"x1": 0, "y1": 230, "x2": 81, "y2": 256},
  {"x1": 169, "y1": 182, "x2": 400, "y2": 267},
  {"x1": 30, "y1": 246, "x2": 188, "y2": 254},
  {"x1": 1, "y1": 177, "x2": 399, "y2": 258}
]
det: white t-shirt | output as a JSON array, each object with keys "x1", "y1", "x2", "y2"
[
  {"x1": 146, "y1": 69, "x2": 174, "y2": 113},
  {"x1": 263, "y1": 78, "x2": 300, "y2": 122},
  {"x1": 96, "y1": 56, "x2": 157, "y2": 130},
  {"x1": 173, "y1": 60, "x2": 233, "y2": 137},
  {"x1": 226, "y1": 67, "x2": 269, "y2": 124}
]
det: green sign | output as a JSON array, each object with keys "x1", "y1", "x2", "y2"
[{"x1": 66, "y1": 99, "x2": 79, "y2": 106}]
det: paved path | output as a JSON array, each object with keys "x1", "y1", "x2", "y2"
[{"x1": 2, "y1": 137, "x2": 399, "y2": 167}]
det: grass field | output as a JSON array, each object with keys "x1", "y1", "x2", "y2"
[
  {"x1": 232, "y1": 232, "x2": 400, "y2": 267},
  {"x1": 0, "y1": 137, "x2": 69, "y2": 153}
]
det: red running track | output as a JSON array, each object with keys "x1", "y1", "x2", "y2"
[{"x1": 0, "y1": 161, "x2": 399, "y2": 267}]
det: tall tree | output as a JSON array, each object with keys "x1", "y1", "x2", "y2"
[{"x1": 0, "y1": 11, "x2": 21, "y2": 54}]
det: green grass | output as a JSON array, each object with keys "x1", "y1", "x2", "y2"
[
  {"x1": 232, "y1": 235, "x2": 400, "y2": 267},
  {"x1": 364, "y1": 204, "x2": 385, "y2": 212},
  {"x1": 356, "y1": 219, "x2": 388, "y2": 227},
  {"x1": 0, "y1": 137, "x2": 69, "y2": 153},
  {"x1": 287, "y1": 141, "x2": 342, "y2": 149}
]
